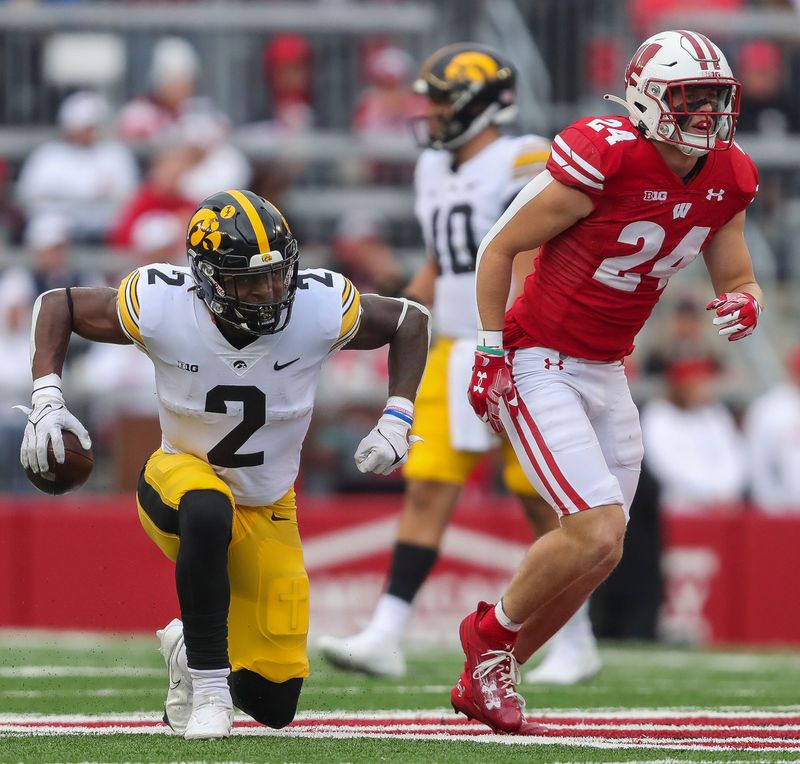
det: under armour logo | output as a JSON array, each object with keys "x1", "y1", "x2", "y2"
[
  {"x1": 706, "y1": 188, "x2": 725, "y2": 201},
  {"x1": 544, "y1": 358, "x2": 564, "y2": 370},
  {"x1": 673, "y1": 202, "x2": 692, "y2": 219},
  {"x1": 473, "y1": 371, "x2": 487, "y2": 393},
  {"x1": 482, "y1": 681, "x2": 501, "y2": 709}
]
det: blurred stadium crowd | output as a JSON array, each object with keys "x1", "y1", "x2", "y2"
[{"x1": 0, "y1": 0, "x2": 799, "y2": 528}]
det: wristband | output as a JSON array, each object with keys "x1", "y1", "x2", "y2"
[
  {"x1": 383, "y1": 395, "x2": 414, "y2": 426},
  {"x1": 477, "y1": 345, "x2": 505, "y2": 356},
  {"x1": 32, "y1": 373, "x2": 64, "y2": 404},
  {"x1": 477, "y1": 330, "x2": 503, "y2": 349}
]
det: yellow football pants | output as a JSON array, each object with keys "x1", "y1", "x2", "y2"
[{"x1": 136, "y1": 449, "x2": 309, "y2": 682}]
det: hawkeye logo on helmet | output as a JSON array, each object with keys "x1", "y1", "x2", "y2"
[
  {"x1": 445, "y1": 51, "x2": 499, "y2": 83},
  {"x1": 188, "y1": 209, "x2": 222, "y2": 252},
  {"x1": 250, "y1": 252, "x2": 284, "y2": 266}
]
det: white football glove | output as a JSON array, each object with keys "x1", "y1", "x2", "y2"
[
  {"x1": 15, "y1": 374, "x2": 91, "y2": 474},
  {"x1": 354, "y1": 408, "x2": 423, "y2": 476}
]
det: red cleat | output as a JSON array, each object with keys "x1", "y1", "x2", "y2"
[
  {"x1": 517, "y1": 720, "x2": 548, "y2": 735},
  {"x1": 450, "y1": 602, "x2": 526, "y2": 734}
]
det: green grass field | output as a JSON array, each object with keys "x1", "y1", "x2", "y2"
[{"x1": 1, "y1": 630, "x2": 799, "y2": 763}]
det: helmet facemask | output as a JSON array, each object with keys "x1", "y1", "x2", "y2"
[
  {"x1": 191, "y1": 240, "x2": 299, "y2": 336},
  {"x1": 646, "y1": 79, "x2": 740, "y2": 156}
]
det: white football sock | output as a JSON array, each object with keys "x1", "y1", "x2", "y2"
[
  {"x1": 550, "y1": 601, "x2": 595, "y2": 649},
  {"x1": 363, "y1": 594, "x2": 411, "y2": 641},
  {"x1": 495, "y1": 599, "x2": 523, "y2": 632},
  {"x1": 189, "y1": 667, "x2": 232, "y2": 703}
]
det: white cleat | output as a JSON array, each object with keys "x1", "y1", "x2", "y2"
[
  {"x1": 156, "y1": 618, "x2": 193, "y2": 734},
  {"x1": 183, "y1": 694, "x2": 234, "y2": 740},
  {"x1": 317, "y1": 633, "x2": 406, "y2": 678},
  {"x1": 524, "y1": 641, "x2": 602, "y2": 685}
]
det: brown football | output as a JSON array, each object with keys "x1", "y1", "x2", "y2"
[{"x1": 23, "y1": 430, "x2": 94, "y2": 495}]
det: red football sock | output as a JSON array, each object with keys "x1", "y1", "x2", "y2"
[{"x1": 477, "y1": 604, "x2": 519, "y2": 647}]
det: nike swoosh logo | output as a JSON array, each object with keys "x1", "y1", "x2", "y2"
[
  {"x1": 273, "y1": 357, "x2": 300, "y2": 371},
  {"x1": 378, "y1": 430, "x2": 403, "y2": 466},
  {"x1": 169, "y1": 680, "x2": 180, "y2": 689},
  {"x1": 271, "y1": 512, "x2": 291, "y2": 522}
]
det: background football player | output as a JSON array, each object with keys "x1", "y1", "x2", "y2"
[
  {"x1": 457, "y1": 30, "x2": 762, "y2": 733},
  {"x1": 319, "y1": 43, "x2": 601, "y2": 685},
  {"x1": 18, "y1": 190, "x2": 430, "y2": 740}
]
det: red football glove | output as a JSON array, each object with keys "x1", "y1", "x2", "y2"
[
  {"x1": 706, "y1": 292, "x2": 761, "y2": 341},
  {"x1": 467, "y1": 349, "x2": 518, "y2": 433}
]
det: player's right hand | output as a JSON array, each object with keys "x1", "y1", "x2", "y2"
[
  {"x1": 467, "y1": 349, "x2": 517, "y2": 433},
  {"x1": 15, "y1": 392, "x2": 91, "y2": 474}
]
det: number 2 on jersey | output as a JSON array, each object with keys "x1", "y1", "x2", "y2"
[
  {"x1": 593, "y1": 222, "x2": 711, "y2": 292},
  {"x1": 205, "y1": 385, "x2": 265, "y2": 467}
]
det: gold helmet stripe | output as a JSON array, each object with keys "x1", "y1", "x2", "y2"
[{"x1": 226, "y1": 190, "x2": 271, "y2": 253}]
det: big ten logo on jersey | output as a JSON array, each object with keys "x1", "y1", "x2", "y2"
[
  {"x1": 178, "y1": 360, "x2": 199, "y2": 372},
  {"x1": 586, "y1": 118, "x2": 636, "y2": 146},
  {"x1": 644, "y1": 190, "x2": 668, "y2": 201}
]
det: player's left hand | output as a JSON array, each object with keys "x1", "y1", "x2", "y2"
[
  {"x1": 354, "y1": 412, "x2": 423, "y2": 476},
  {"x1": 706, "y1": 292, "x2": 761, "y2": 341}
]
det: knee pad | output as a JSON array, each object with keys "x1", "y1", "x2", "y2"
[{"x1": 229, "y1": 670, "x2": 302, "y2": 729}]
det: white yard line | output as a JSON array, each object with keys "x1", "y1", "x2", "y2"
[{"x1": 0, "y1": 666, "x2": 161, "y2": 678}]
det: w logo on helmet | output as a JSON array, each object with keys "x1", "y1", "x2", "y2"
[
  {"x1": 445, "y1": 51, "x2": 499, "y2": 83},
  {"x1": 187, "y1": 209, "x2": 222, "y2": 253},
  {"x1": 625, "y1": 42, "x2": 661, "y2": 85}
]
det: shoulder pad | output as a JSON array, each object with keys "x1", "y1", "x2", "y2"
[
  {"x1": 730, "y1": 142, "x2": 759, "y2": 199},
  {"x1": 294, "y1": 268, "x2": 362, "y2": 353},
  {"x1": 547, "y1": 116, "x2": 637, "y2": 195},
  {"x1": 117, "y1": 264, "x2": 192, "y2": 350},
  {"x1": 509, "y1": 135, "x2": 551, "y2": 181}
]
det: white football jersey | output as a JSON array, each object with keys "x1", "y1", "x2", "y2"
[
  {"x1": 117, "y1": 263, "x2": 361, "y2": 505},
  {"x1": 413, "y1": 134, "x2": 550, "y2": 338}
]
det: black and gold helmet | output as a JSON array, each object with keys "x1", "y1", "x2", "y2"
[
  {"x1": 410, "y1": 42, "x2": 517, "y2": 150},
  {"x1": 186, "y1": 190, "x2": 299, "y2": 336}
]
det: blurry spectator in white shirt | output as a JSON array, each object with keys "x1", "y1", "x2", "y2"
[
  {"x1": 22, "y1": 213, "x2": 85, "y2": 293},
  {"x1": 641, "y1": 357, "x2": 747, "y2": 513},
  {"x1": 16, "y1": 91, "x2": 139, "y2": 242},
  {"x1": 744, "y1": 346, "x2": 800, "y2": 514},
  {"x1": 177, "y1": 112, "x2": 252, "y2": 204},
  {"x1": 117, "y1": 36, "x2": 215, "y2": 144}
]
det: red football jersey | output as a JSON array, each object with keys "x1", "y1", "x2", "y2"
[{"x1": 505, "y1": 115, "x2": 758, "y2": 361}]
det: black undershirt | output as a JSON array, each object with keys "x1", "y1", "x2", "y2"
[{"x1": 681, "y1": 153, "x2": 708, "y2": 185}]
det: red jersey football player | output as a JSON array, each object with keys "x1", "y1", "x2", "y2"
[{"x1": 453, "y1": 30, "x2": 763, "y2": 733}]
